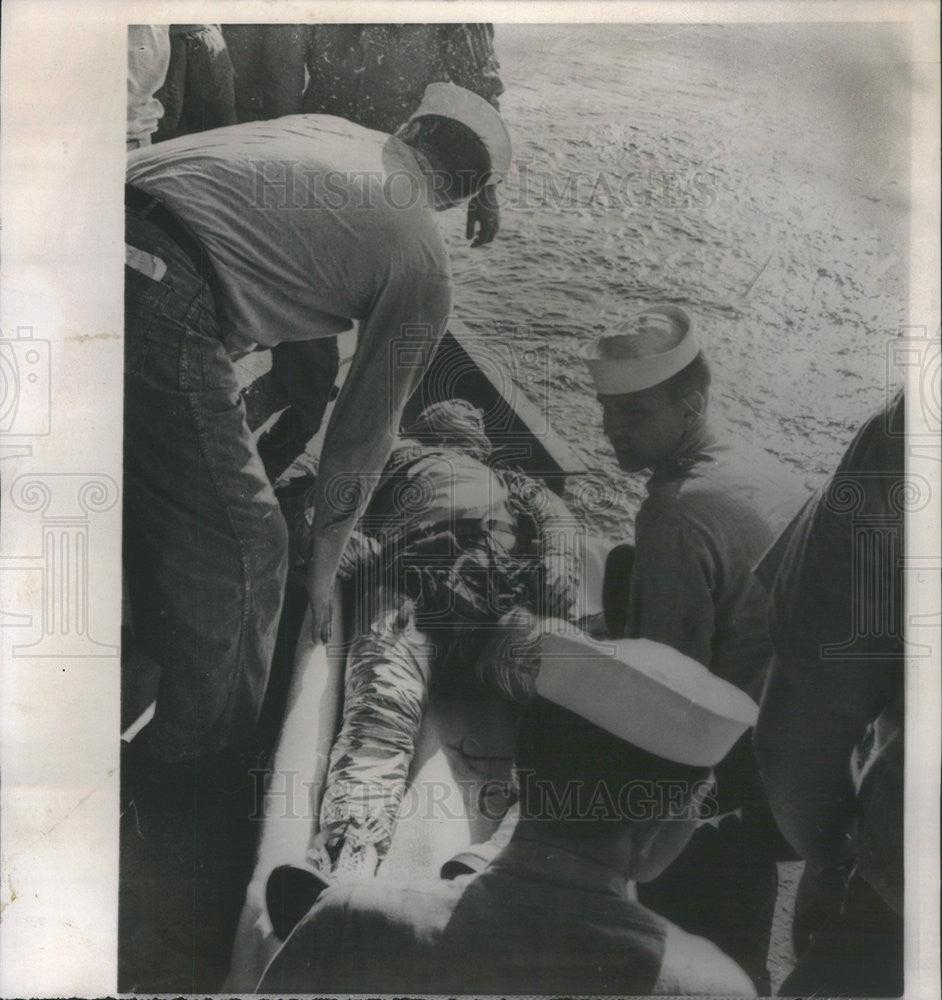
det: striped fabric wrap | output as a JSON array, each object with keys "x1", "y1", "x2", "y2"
[
  {"x1": 318, "y1": 602, "x2": 435, "y2": 859},
  {"x1": 308, "y1": 414, "x2": 582, "y2": 866}
]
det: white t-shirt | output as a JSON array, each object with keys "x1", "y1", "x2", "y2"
[
  {"x1": 126, "y1": 115, "x2": 453, "y2": 357},
  {"x1": 127, "y1": 25, "x2": 171, "y2": 146}
]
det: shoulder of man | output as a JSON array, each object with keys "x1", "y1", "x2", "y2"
[
  {"x1": 316, "y1": 876, "x2": 465, "y2": 934},
  {"x1": 659, "y1": 438, "x2": 802, "y2": 537},
  {"x1": 636, "y1": 486, "x2": 702, "y2": 545},
  {"x1": 653, "y1": 920, "x2": 756, "y2": 996},
  {"x1": 823, "y1": 390, "x2": 905, "y2": 517},
  {"x1": 259, "y1": 878, "x2": 466, "y2": 992}
]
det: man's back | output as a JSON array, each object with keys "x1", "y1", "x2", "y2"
[
  {"x1": 437, "y1": 840, "x2": 667, "y2": 995},
  {"x1": 258, "y1": 840, "x2": 754, "y2": 995},
  {"x1": 629, "y1": 435, "x2": 805, "y2": 699},
  {"x1": 127, "y1": 116, "x2": 451, "y2": 355}
]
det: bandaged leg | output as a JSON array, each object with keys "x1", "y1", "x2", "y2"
[{"x1": 315, "y1": 604, "x2": 435, "y2": 871}]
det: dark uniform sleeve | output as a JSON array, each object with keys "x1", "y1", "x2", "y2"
[
  {"x1": 754, "y1": 390, "x2": 905, "y2": 878},
  {"x1": 222, "y1": 24, "x2": 308, "y2": 121},
  {"x1": 625, "y1": 499, "x2": 716, "y2": 668},
  {"x1": 260, "y1": 24, "x2": 308, "y2": 118},
  {"x1": 438, "y1": 24, "x2": 504, "y2": 108},
  {"x1": 155, "y1": 26, "x2": 237, "y2": 140},
  {"x1": 759, "y1": 388, "x2": 905, "y2": 660}
]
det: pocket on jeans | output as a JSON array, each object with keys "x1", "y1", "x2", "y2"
[
  {"x1": 125, "y1": 261, "x2": 172, "y2": 315},
  {"x1": 182, "y1": 325, "x2": 240, "y2": 394},
  {"x1": 125, "y1": 265, "x2": 172, "y2": 375}
]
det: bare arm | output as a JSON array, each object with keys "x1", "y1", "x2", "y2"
[{"x1": 306, "y1": 274, "x2": 452, "y2": 639}]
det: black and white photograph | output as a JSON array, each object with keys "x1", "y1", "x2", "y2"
[{"x1": 0, "y1": 3, "x2": 939, "y2": 997}]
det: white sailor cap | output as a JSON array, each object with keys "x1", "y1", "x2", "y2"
[
  {"x1": 409, "y1": 82, "x2": 512, "y2": 182},
  {"x1": 577, "y1": 534, "x2": 610, "y2": 617},
  {"x1": 582, "y1": 304, "x2": 699, "y2": 396},
  {"x1": 537, "y1": 622, "x2": 758, "y2": 767}
]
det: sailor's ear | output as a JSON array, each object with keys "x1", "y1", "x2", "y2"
[{"x1": 682, "y1": 390, "x2": 706, "y2": 422}]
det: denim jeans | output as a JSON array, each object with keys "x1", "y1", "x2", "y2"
[{"x1": 124, "y1": 211, "x2": 288, "y2": 762}]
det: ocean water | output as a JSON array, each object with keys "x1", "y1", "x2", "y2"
[{"x1": 440, "y1": 23, "x2": 910, "y2": 538}]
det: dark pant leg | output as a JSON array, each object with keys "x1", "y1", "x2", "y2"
[
  {"x1": 636, "y1": 811, "x2": 778, "y2": 993},
  {"x1": 179, "y1": 26, "x2": 238, "y2": 135},
  {"x1": 123, "y1": 213, "x2": 288, "y2": 762},
  {"x1": 779, "y1": 874, "x2": 903, "y2": 997},
  {"x1": 257, "y1": 338, "x2": 340, "y2": 480}
]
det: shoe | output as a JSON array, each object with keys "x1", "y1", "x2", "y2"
[{"x1": 265, "y1": 863, "x2": 330, "y2": 942}]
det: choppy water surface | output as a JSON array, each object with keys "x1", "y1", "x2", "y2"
[{"x1": 441, "y1": 23, "x2": 910, "y2": 538}]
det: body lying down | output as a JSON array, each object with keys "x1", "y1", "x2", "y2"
[{"x1": 293, "y1": 399, "x2": 583, "y2": 879}]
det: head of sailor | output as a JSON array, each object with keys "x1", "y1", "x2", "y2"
[
  {"x1": 583, "y1": 305, "x2": 712, "y2": 474},
  {"x1": 392, "y1": 82, "x2": 511, "y2": 211},
  {"x1": 512, "y1": 627, "x2": 759, "y2": 883}
]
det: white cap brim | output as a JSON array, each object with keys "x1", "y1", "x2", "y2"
[
  {"x1": 582, "y1": 304, "x2": 699, "y2": 395},
  {"x1": 536, "y1": 623, "x2": 758, "y2": 767},
  {"x1": 409, "y1": 81, "x2": 512, "y2": 182},
  {"x1": 577, "y1": 534, "x2": 610, "y2": 617}
]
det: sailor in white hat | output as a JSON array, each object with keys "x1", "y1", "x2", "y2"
[
  {"x1": 258, "y1": 627, "x2": 758, "y2": 997},
  {"x1": 581, "y1": 304, "x2": 805, "y2": 992},
  {"x1": 392, "y1": 81, "x2": 512, "y2": 212},
  {"x1": 582, "y1": 303, "x2": 707, "y2": 473},
  {"x1": 406, "y1": 82, "x2": 512, "y2": 181},
  {"x1": 122, "y1": 77, "x2": 512, "y2": 873}
]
